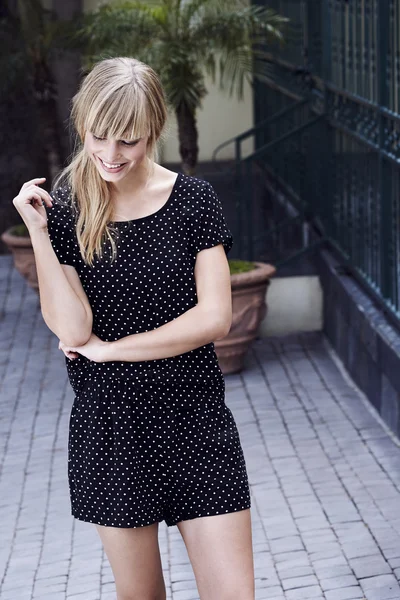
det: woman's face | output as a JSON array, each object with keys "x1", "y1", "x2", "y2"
[{"x1": 84, "y1": 131, "x2": 149, "y2": 182}]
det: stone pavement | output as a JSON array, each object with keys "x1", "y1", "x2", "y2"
[{"x1": 1, "y1": 254, "x2": 400, "y2": 600}]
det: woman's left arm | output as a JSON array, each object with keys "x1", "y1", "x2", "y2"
[{"x1": 61, "y1": 243, "x2": 232, "y2": 362}]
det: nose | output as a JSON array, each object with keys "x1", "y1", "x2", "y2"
[{"x1": 103, "y1": 140, "x2": 121, "y2": 162}]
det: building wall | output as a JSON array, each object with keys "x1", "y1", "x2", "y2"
[
  {"x1": 161, "y1": 73, "x2": 254, "y2": 163},
  {"x1": 260, "y1": 276, "x2": 323, "y2": 337}
]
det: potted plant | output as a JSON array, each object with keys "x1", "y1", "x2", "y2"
[
  {"x1": 1, "y1": 224, "x2": 39, "y2": 291},
  {"x1": 214, "y1": 259, "x2": 276, "y2": 374}
]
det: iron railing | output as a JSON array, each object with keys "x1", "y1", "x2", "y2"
[
  {"x1": 246, "y1": 0, "x2": 400, "y2": 324},
  {"x1": 213, "y1": 98, "x2": 324, "y2": 262}
]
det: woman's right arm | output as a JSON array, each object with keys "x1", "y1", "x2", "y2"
[
  {"x1": 13, "y1": 178, "x2": 92, "y2": 347},
  {"x1": 31, "y1": 228, "x2": 93, "y2": 346}
]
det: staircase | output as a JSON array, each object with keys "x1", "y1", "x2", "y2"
[{"x1": 207, "y1": 97, "x2": 328, "y2": 335}]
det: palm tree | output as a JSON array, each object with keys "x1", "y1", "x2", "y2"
[{"x1": 77, "y1": 0, "x2": 286, "y2": 175}]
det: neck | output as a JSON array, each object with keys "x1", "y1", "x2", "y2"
[{"x1": 110, "y1": 157, "x2": 152, "y2": 201}]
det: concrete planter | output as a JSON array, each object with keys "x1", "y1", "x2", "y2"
[
  {"x1": 1, "y1": 228, "x2": 39, "y2": 292},
  {"x1": 215, "y1": 262, "x2": 276, "y2": 374}
]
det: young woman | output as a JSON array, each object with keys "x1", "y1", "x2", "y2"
[{"x1": 12, "y1": 57, "x2": 254, "y2": 600}]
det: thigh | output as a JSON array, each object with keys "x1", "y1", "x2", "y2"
[
  {"x1": 95, "y1": 522, "x2": 166, "y2": 600},
  {"x1": 177, "y1": 508, "x2": 255, "y2": 600}
]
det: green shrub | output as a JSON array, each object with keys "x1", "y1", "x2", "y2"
[
  {"x1": 10, "y1": 223, "x2": 29, "y2": 237},
  {"x1": 229, "y1": 259, "x2": 256, "y2": 275}
]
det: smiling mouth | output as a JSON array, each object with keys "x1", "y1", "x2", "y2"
[{"x1": 98, "y1": 157, "x2": 127, "y2": 170}]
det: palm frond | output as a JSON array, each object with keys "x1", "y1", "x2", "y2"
[
  {"x1": 186, "y1": 2, "x2": 287, "y2": 100},
  {"x1": 191, "y1": 2, "x2": 287, "y2": 50},
  {"x1": 162, "y1": 58, "x2": 207, "y2": 111},
  {"x1": 17, "y1": 0, "x2": 44, "y2": 49},
  {"x1": 218, "y1": 46, "x2": 253, "y2": 100},
  {"x1": 74, "y1": 0, "x2": 287, "y2": 111},
  {"x1": 77, "y1": 2, "x2": 163, "y2": 60}
]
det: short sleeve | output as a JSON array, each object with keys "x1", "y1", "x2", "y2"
[
  {"x1": 45, "y1": 187, "x2": 78, "y2": 267},
  {"x1": 190, "y1": 181, "x2": 233, "y2": 257}
]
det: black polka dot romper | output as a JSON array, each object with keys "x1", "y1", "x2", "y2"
[{"x1": 45, "y1": 172, "x2": 251, "y2": 528}]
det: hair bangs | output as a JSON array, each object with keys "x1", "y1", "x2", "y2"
[{"x1": 85, "y1": 84, "x2": 149, "y2": 142}]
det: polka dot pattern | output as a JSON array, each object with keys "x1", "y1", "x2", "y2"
[{"x1": 45, "y1": 172, "x2": 251, "y2": 527}]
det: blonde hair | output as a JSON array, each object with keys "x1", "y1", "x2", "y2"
[{"x1": 53, "y1": 57, "x2": 168, "y2": 266}]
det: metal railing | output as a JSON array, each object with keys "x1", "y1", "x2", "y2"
[
  {"x1": 212, "y1": 98, "x2": 324, "y2": 260},
  {"x1": 242, "y1": 0, "x2": 400, "y2": 325}
]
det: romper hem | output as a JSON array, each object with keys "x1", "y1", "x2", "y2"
[
  {"x1": 71, "y1": 502, "x2": 252, "y2": 528},
  {"x1": 71, "y1": 512, "x2": 166, "y2": 528},
  {"x1": 164, "y1": 501, "x2": 252, "y2": 527}
]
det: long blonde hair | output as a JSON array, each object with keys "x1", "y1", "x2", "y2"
[{"x1": 53, "y1": 57, "x2": 168, "y2": 266}]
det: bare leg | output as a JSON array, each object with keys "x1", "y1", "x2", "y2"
[
  {"x1": 95, "y1": 522, "x2": 166, "y2": 600},
  {"x1": 177, "y1": 508, "x2": 255, "y2": 600}
]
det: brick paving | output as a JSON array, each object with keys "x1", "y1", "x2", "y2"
[{"x1": 1, "y1": 254, "x2": 400, "y2": 600}]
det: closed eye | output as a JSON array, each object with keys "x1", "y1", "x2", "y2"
[
  {"x1": 91, "y1": 133, "x2": 140, "y2": 146},
  {"x1": 121, "y1": 139, "x2": 140, "y2": 146}
]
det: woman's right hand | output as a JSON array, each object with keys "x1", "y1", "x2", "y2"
[
  {"x1": 58, "y1": 339, "x2": 79, "y2": 360},
  {"x1": 12, "y1": 177, "x2": 54, "y2": 233}
]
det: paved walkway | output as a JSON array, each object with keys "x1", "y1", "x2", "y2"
[{"x1": 1, "y1": 255, "x2": 400, "y2": 600}]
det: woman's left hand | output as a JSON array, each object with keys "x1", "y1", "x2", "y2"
[{"x1": 58, "y1": 333, "x2": 108, "y2": 363}]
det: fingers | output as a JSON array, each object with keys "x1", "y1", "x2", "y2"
[
  {"x1": 18, "y1": 179, "x2": 53, "y2": 207},
  {"x1": 25, "y1": 184, "x2": 53, "y2": 206},
  {"x1": 27, "y1": 193, "x2": 42, "y2": 204},
  {"x1": 61, "y1": 348, "x2": 79, "y2": 359},
  {"x1": 58, "y1": 339, "x2": 78, "y2": 359},
  {"x1": 12, "y1": 190, "x2": 51, "y2": 209},
  {"x1": 21, "y1": 178, "x2": 46, "y2": 189}
]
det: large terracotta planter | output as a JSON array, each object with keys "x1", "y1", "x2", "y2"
[
  {"x1": 215, "y1": 262, "x2": 276, "y2": 374},
  {"x1": 1, "y1": 228, "x2": 39, "y2": 292}
]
